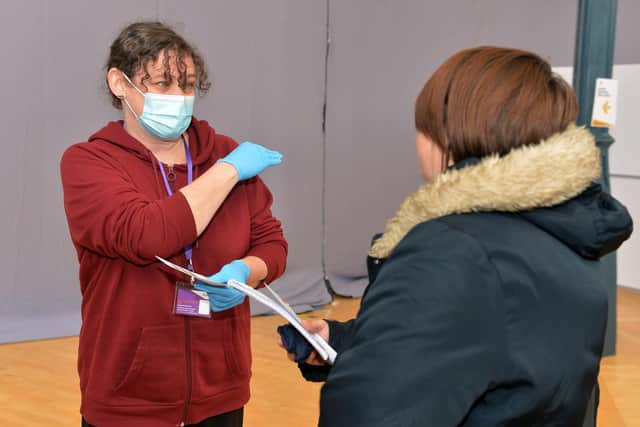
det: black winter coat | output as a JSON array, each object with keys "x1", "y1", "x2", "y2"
[{"x1": 306, "y1": 127, "x2": 633, "y2": 427}]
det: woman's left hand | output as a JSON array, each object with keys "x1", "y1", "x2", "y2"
[{"x1": 194, "y1": 260, "x2": 249, "y2": 312}]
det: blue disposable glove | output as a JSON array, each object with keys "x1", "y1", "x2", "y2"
[
  {"x1": 217, "y1": 141, "x2": 283, "y2": 180},
  {"x1": 194, "y1": 260, "x2": 250, "y2": 312}
]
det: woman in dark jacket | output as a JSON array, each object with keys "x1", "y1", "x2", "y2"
[{"x1": 282, "y1": 47, "x2": 633, "y2": 426}]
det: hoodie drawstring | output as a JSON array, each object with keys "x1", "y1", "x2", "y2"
[{"x1": 149, "y1": 151, "x2": 165, "y2": 199}]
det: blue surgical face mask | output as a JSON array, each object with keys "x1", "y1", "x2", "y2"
[{"x1": 121, "y1": 73, "x2": 195, "y2": 141}]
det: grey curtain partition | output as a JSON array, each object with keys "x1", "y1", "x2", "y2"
[
  {"x1": 2, "y1": 0, "x2": 639, "y2": 343},
  {"x1": 323, "y1": 0, "x2": 580, "y2": 295},
  {"x1": 0, "y1": 0, "x2": 331, "y2": 342}
]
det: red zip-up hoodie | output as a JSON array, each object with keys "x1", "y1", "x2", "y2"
[{"x1": 60, "y1": 118, "x2": 287, "y2": 426}]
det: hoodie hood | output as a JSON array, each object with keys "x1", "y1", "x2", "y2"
[
  {"x1": 369, "y1": 125, "x2": 633, "y2": 259},
  {"x1": 87, "y1": 116, "x2": 217, "y2": 167}
]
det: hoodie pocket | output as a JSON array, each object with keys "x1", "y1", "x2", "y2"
[
  {"x1": 190, "y1": 314, "x2": 252, "y2": 401},
  {"x1": 113, "y1": 324, "x2": 185, "y2": 403},
  {"x1": 225, "y1": 313, "x2": 252, "y2": 379}
]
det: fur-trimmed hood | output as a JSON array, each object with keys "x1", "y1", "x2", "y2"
[{"x1": 369, "y1": 126, "x2": 632, "y2": 259}]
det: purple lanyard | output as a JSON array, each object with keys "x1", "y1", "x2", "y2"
[{"x1": 156, "y1": 136, "x2": 194, "y2": 271}]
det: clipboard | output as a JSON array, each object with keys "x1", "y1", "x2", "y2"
[{"x1": 156, "y1": 256, "x2": 337, "y2": 364}]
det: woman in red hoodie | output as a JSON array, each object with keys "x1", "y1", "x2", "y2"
[{"x1": 60, "y1": 22, "x2": 288, "y2": 427}]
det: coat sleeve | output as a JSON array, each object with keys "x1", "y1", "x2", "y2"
[
  {"x1": 60, "y1": 144, "x2": 197, "y2": 265},
  {"x1": 243, "y1": 176, "x2": 288, "y2": 284},
  {"x1": 318, "y1": 221, "x2": 506, "y2": 427}
]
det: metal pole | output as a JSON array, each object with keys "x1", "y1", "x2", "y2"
[
  {"x1": 573, "y1": 0, "x2": 618, "y2": 358},
  {"x1": 573, "y1": 1, "x2": 617, "y2": 426}
]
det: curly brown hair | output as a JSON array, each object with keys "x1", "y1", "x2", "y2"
[{"x1": 106, "y1": 21, "x2": 211, "y2": 109}]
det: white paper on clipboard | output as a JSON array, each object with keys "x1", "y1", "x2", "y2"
[{"x1": 156, "y1": 256, "x2": 337, "y2": 364}]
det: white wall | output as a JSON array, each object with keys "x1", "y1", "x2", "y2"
[
  {"x1": 610, "y1": 65, "x2": 640, "y2": 290},
  {"x1": 554, "y1": 65, "x2": 640, "y2": 290},
  {"x1": 611, "y1": 176, "x2": 640, "y2": 289}
]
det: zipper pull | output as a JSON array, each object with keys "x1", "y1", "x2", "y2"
[{"x1": 167, "y1": 164, "x2": 176, "y2": 182}]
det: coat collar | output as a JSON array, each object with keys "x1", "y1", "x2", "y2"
[{"x1": 368, "y1": 126, "x2": 601, "y2": 259}]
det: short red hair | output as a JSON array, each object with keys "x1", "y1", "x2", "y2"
[{"x1": 415, "y1": 46, "x2": 578, "y2": 163}]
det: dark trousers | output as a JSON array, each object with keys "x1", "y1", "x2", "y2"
[{"x1": 82, "y1": 407, "x2": 244, "y2": 427}]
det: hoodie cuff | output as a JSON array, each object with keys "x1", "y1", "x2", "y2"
[{"x1": 246, "y1": 245, "x2": 287, "y2": 286}]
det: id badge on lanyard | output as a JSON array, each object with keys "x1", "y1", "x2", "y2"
[{"x1": 157, "y1": 136, "x2": 211, "y2": 318}]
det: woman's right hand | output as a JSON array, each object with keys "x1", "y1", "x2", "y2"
[
  {"x1": 278, "y1": 319, "x2": 330, "y2": 366},
  {"x1": 217, "y1": 141, "x2": 283, "y2": 180}
]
